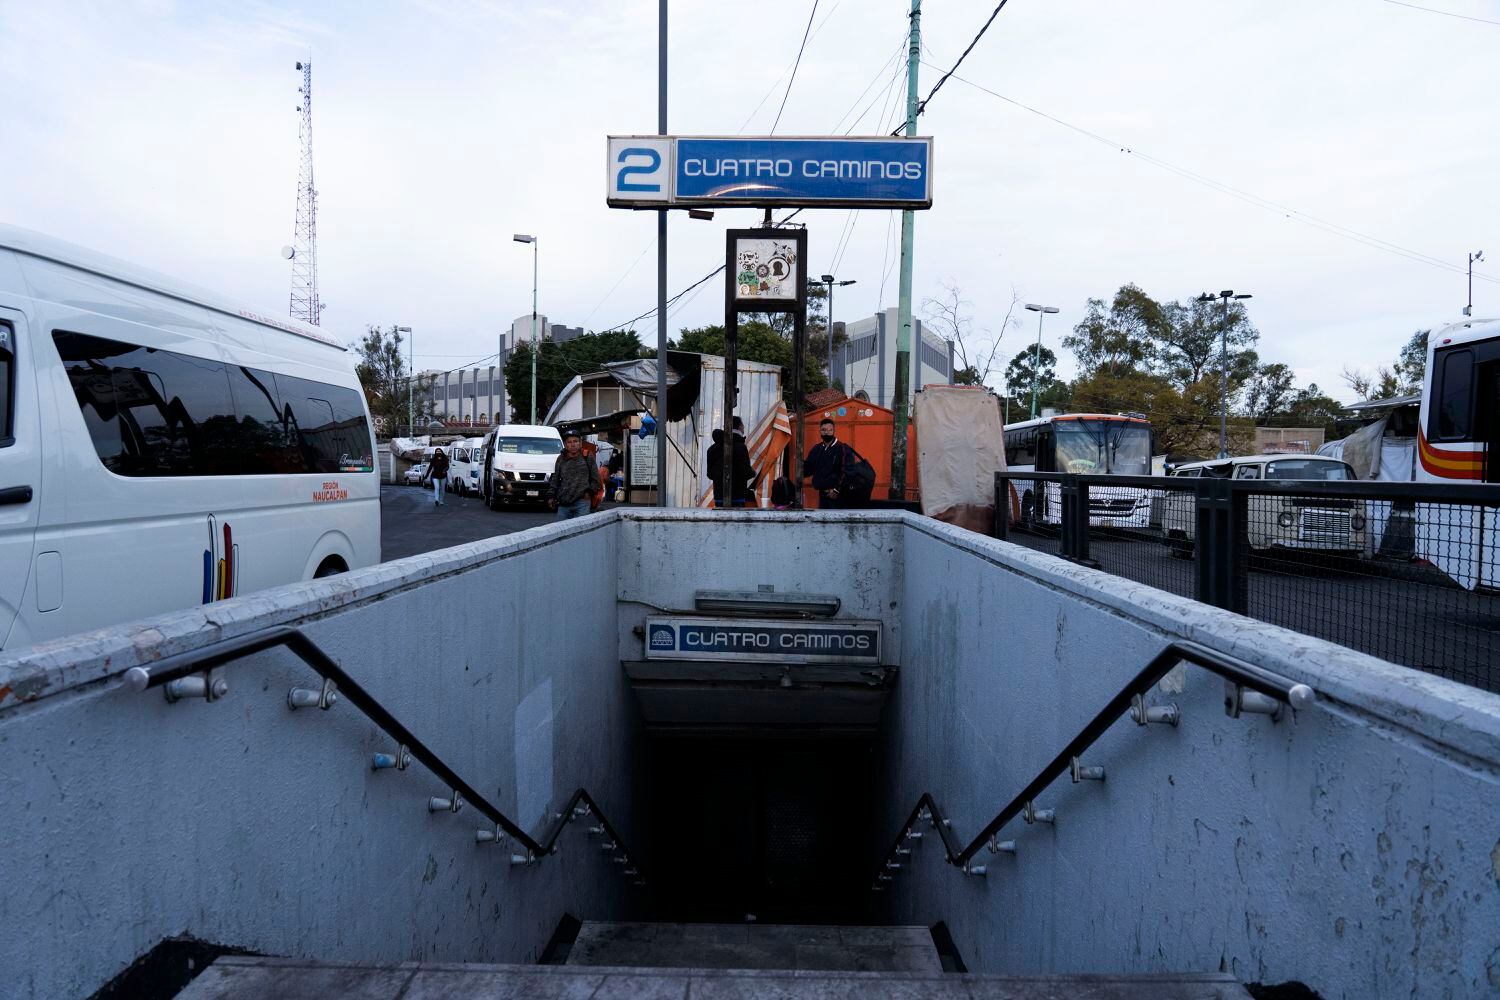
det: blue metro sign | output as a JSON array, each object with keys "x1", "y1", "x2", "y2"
[{"x1": 607, "y1": 135, "x2": 933, "y2": 210}]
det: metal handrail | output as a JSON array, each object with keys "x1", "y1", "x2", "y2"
[
  {"x1": 123, "y1": 625, "x2": 643, "y2": 879},
  {"x1": 997, "y1": 469, "x2": 1500, "y2": 504},
  {"x1": 876, "y1": 640, "x2": 1315, "y2": 878}
]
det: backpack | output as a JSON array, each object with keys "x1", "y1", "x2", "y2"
[
  {"x1": 840, "y1": 447, "x2": 876, "y2": 505},
  {"x1": 770, "y1": 475, "x2": 797, "y2": 508}
]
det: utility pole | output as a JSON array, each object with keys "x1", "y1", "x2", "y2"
[
  {"x1": 820, "y1": 274, "x2": 856, "y2": 389},
  {"x1": 1024, "y1": 303, "x2": 1059, "y2": 419},
  {"x1": 1197, "y1": 290, "x2": 1251, "y2": 459},
  {"x1": 1465, "y1": 250, "x2": 1485, "y2": 316},
  {"x1": 513, "y1": 235, "x2": 539, "y2": 423},
  {"x1": 396, "y1": 325, "x2": 413, "y2": 433},
  {"x1": 889, "y1": 0, "x2": 920, "y2": 500},
  {"x1": 656, "y1": 0, "x2": 670, "y2": 506}
]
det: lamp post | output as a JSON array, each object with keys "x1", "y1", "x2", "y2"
[
  {"x1": 513, "y1": 234, "x2": 539, "y2": 424},
  {"x1": 1196, "y1": 289, "x2": 1252, "y2": 459},
  {"x1": 818, "y1": 274, "x2": 857, "y2": 389},
  {"x1": 395, "y1": 325, "x2": 413, "y2": 433},
  {"x1": 1023, "y1": 304, "x2": 1059, "y2": 419},
  {"x1": 1465, "y1": 250, "x2": 1485, "y2": 317}
]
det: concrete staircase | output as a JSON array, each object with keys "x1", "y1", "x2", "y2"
[
  {"x1": 565, "y1": 921, "x2": 943, "y2": 972},
  {"x1": 177, "y1": 923, "x2": 1254, "y2": 998}
]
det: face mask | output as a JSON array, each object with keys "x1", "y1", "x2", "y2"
[{"x1": 820, "y1": 431, "x2": 833, "y2": 441}]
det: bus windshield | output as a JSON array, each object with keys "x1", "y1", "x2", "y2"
[
  {"x1": 495, "y1": 436, "x2": 561, "y2": 456},
  {"x1": 1054, "y1": 420, "x2": 1151, "y2": 475},
  {"x1": 1264, "y1": 459, "x2": 1354, "y2": 481}
]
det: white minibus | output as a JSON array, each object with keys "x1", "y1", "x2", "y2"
[
  {"x1": 0, "y1": 226, "x2": 380, "y2": 652},
  {"x1": 448, "y1": 436, "x2": 486, "y2": 495},
  {"x1": 479, "y1": 424, "x2": 563, "y2": 509}
]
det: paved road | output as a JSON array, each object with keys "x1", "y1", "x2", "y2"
[
  {"x1": 380, "y1": 484, "x2": 559, "y2": 562},
  {"x1": 1006, "y1": 525, "x2": 1499, "y2": 690}
]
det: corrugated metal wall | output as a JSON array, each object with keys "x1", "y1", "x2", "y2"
[{"x1": 666, "y1": 357, "x2": 784, "y2": 507}]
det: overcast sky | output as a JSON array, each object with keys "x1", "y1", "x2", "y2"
[{"x1": 3, "y1": 0, "x2": 1496, "y2": 400}]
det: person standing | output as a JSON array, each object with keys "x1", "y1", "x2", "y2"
[
  {"x1": 802, "y1": 418, "x2": 849, "y2": 509},
  {"x1": 548, "y1": 429, "x2": 599, "y2": 521},
  {"x1": 425, "y1": 448, "x2": 450, "y2": 508},
  {"x1": 730, "y1": 417, "x2": 756, "y2": 507}
]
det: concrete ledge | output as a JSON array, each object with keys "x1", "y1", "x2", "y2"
[{"x1": 0, "y1": 510, "x2": 622, "y2": 715}]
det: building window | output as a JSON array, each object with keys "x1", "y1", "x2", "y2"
[{"x1": 847, "y1": 336, "x2": 877, "y2": 364}]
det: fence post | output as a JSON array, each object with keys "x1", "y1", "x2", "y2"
[
  {"x1": 1073, "y1": 476, "x2": 1096, "y2": 567},
  {"x1": 1059, "y1": 475, "x2": 1078, "y2": 560},
  {"x1": 1227, "y1": 483, "x2": 1249, "y2": 615},
  {"x1": 1196, "y1": 477, "x2": 1244, "y2": 610},
  {"x1": 993, "y1": 473, "x2": 1009, "y2": 541}
]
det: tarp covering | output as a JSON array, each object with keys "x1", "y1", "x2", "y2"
[
  {"x1": 602, "y1": 351, "x2": 701, "y2": 422},
  {"x1": 388, "y1": 436, "x2": 431, "y2": 461},
  {"x1": 1334, "y1": 416, "x2": 1387, "y2": 480},
  {"x1": 915, "y1": 386, "x2": 1007, "y2": 533},
  {"x1": 700, "y1": 400, "x2": 793, "y2": 508}
]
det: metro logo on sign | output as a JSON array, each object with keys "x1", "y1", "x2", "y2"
[
  {"x1": 607, "y1": 135, "x2": 933, "y2": 210},
  {"x1": 648, "y1": 623, "x2": 676, "y2": 651}
]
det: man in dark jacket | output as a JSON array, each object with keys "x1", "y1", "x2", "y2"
[
  {"x1": 802, "y1": 418, "x2": 849, "y2": 509},
  {"x1": 548, "y1": 429, "x2": 598, "y2": 521},
  {"x1": 706, "y1": 422, "x2": 756, "y2": 507}
]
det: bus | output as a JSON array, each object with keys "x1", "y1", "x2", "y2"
[
  {"x1": 1415, "y1": 317, "x2": 1499, "y2": 589},
  {"x1": 1003, "y1": 413, "x2": 1155, "y2": 528},
  {"x1": 0, "y1": 226, "x2": 380, "y2": 652}
]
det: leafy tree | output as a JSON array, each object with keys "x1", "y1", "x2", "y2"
[
  {"x1": 1002, "y1": 344, "x2": 1069, "y2": 414},
  {"x1": 1157, "y1": 296, "x2": 1260, "y2": 388},
  {"x1": 1244, "y1": 362, "x2": 1297, "y2": 423},
  {"x1": 354, "y1": 324, "x2": 431, "y2": 434},
  {"x1": 1281, "y1": 383, "x2": 1346, "y2": 433},
  {"x1": 1062, "y1": 284, "x2": 1164, "y2": 379},
  {"x1": 1341, "y1": 328, "x2": 1429, "y2": 402},
  {"x1": 672, "y1": 321, "x2": 828, "y2": 402},
  {"x1": 504, "y1": 329, "x2": 647, "y2": 422}
]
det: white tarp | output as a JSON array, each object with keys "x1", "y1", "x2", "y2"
[
  {"x1": 388, "y1": 436, "x2": 431, "y2": 461},
  {"x1": 915, "y1": 386, "x2": 1007, "y2": 533}
]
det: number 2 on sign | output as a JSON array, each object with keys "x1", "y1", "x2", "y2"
[{"x1": 616, "y1": 148, "x2": 661, "y2": 192}]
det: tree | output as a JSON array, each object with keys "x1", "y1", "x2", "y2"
[
  {"x1": 504, "y1": 329, "x2": 647, "y2": 422},
  {"x1": 1062, "y1": 284, "x2": 1163, "y2": 380},
  {"x1": 1281, "y1": 383, "x2": 1345, "y2": 433},
  {"x1": 354, "y1": 324, "x2": 430, "y2": 433},
  {"x1": 1244, "y1": 362, "x2": 1297, "y2": 424},
  {"x1": 1341, "y1": 328, "x2": 1429, "y2": 402},
  {"x1": 672, "y1": 321, "x2": 827, "y2": 403},
  {"x1": 1157, "y1": 296, "x2": 1259, "y2": 388},
  {"x1": 1002, "y1": 345, "x2": 1069, "y2": 414},
  {"x1": 922, "y1": 280, "x2": 1015, "y2": 390}
]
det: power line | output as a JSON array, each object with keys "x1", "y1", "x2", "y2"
[
  {"x1": 737, "y1": 0, "x2": 845, "y2": 132},
  {"x1": 1378, "y1": 0, "x2": 1500, "y2": 26},
  {"x1": 929, "y1": 63, "x2": 1499, "y2": 285},
  {"x1": 829, "y1": 37, "x2": 907, "y2": 134},
  {"x1": 771, "y1": 0, "x2": 821, "y2": 135},
  {"x1": 890, "y1": 0, "x2": 1014, "y2": 135}
]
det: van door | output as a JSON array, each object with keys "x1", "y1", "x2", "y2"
[{"x1": 0, "y1": 308, "x2": 41, "y2": 648}]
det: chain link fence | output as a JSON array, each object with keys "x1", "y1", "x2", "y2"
[{"x1": 995, "y1": 472, "x2": 1500, "y2": 694}]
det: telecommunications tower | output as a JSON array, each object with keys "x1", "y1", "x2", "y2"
[{"x1": 287, "y1": 60, "x2": 321, "y2": 326}]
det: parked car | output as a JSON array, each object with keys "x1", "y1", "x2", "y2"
[
  {"x1": 1161, "y1": 454, "x2": 1367, "y2": 557},
  {"x1": 404, "y1": 462, "x2": 429, "y2": 486}
]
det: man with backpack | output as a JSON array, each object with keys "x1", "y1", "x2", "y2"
[
  {"x1": 548, "y1": 429, "x2": 599, "y2": 521},
  {"x1": 802, "y1": 418, "x2": 874, "y2": 509}
]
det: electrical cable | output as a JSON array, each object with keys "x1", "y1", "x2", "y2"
[
  {"x1": 929, "y1": 63, "x2": 1499, "y2": 285},
  {"x1": 771, "y1": 0, "x2": 821, "y2": 135},
  {"x1": 738, "y1": 0, "x2": 845, "y2": 132},
  {"x1": 889, "y1": 0, "x2": 1014, "y2": 135},
  {"x1": 1378, "y1": 0, "x2": 1500, "y2": 26}
]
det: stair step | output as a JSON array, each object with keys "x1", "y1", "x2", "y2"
[
  {"x1": 565, "y1": 921, "x2": 941, "y2": 972},
  {"x1": 179, "y1": 955, "x2": 1254, "y2": 999}
]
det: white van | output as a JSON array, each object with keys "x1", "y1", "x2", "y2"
[
  {"x1": 448, "y1": 436, "x2": 486, "y2": 495},
  {"x1": 0, "y1": 226, "x2": 380, "y2": 652},
  {"x1": 479, "y1": 424, "x2": 562, "y2": 509}
]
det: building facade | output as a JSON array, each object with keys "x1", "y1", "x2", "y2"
[
  {"x1": 831, "y1": 308, "x2": 955, "y2": 410},
  {"x1": 421, "y1": 315, "x2": 587, "y2": 426}
]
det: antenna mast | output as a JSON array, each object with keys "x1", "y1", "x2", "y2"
[{"x1": 289, "y1": 60, "x2": 321, "y2": 326}]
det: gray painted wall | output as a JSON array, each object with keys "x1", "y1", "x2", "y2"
[
  {"x1": 0, "y1": 516, "x2": 644, "y2": 1000},
  {"x1": 3, "y1": 510, "x2": 1498, "y2": 999},
  {"x1": 882, "y1": 517, "x2": 1500, "y2": 999}
]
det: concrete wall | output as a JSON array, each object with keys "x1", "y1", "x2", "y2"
[
  {"x1": 881, "y1": 516, "x2": 1500, "y2": 999},
  {"x1": 0, "y1": 514, "x2": 643, "y2": 1000}
]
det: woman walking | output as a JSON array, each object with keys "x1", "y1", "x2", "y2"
[{"x1": 425, "y1": 448, "x2": 450, "y2": 507}]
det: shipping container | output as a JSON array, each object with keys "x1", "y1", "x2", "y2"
[{"x1": 800, "y1": 392, "x2": 918, "y2": 508}]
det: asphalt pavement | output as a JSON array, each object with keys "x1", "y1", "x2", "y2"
[{"x1": 380, "y1": 484, "x2": 558, "y2": 562}]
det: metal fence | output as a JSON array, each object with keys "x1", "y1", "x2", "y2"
[{"x1": 994, "y1": 471, "x2": 1500, "y2": 694}]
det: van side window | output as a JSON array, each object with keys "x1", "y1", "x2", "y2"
[
  {"x1": 0, "y1": 322, "x2": 13, "y2": 447},
  {"x1": 1432, "y1": 348, "x2": 1473, "y2": 441},
  {"x1": 53, "y1": 331, "x2": 373, "y2": 476},
  {"x1": 1234, "y1": 465, "x2": 1261, "y2": 480}
]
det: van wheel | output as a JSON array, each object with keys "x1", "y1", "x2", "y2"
[
  {"x1": 486, "y1": 490, "x2": 500, "y2": 511},
  {"x1": 314, "y1": 556, "x2": 348, "y2": 578}
]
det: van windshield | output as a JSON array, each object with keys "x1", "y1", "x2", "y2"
[
  {"x1": 1264, "y1": 460, "x2": 1354, "y2": 481},
  {"x1": 1054, "y1": 420, "x2": 1151, "y2": 475},
  {"x1": 495, "y1": 436, "x2": 561, "y2": 456}
]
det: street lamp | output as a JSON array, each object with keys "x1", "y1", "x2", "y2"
[
  {"x1": 395, "y1": 325, "x2": 413, "y2": 433},
  {"x1": 1196, "y1": 289, "x2": 1252, "y2": 459},
  {"x1": 818, "y1": 274, "x2": 857, "y2": 389},
  {"x1": 1465, "y1": 250, "x2": 1485, "y2": 316},
  {"x1": 513, "y1": 234, "x2": 539, "y2": 424},
  {"x1": 1024, "y1": 304, "x2": 1059, "y2": 419}
]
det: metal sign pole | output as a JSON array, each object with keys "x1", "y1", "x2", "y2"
[{"x1": 655, "y1": 0, "x2": 669, "y2": 506}]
